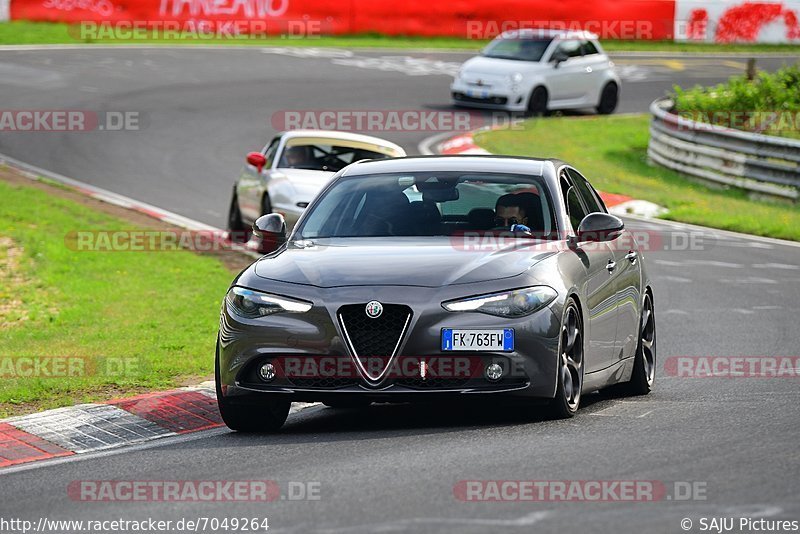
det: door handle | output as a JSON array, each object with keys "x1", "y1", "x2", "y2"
[
  {"x1": 625, "y1": 250, "x2": 638, "y2": 263},
  {"x1": 606, "y1": 260, "x2": 616, "y2": 272}
]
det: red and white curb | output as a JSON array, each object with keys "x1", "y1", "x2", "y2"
[
  {"x1": 0, "y1": 383, "x2": 317, "y2": 469},
  {"x1": 432, "y1": 132, "x2": 667, "y2": 219}
]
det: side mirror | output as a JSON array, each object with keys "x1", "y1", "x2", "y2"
[
  {"x1": 251, "y1": 213, "x2": 286, "y2": 254},
  {"x1": 574, "y1": 213, "x2": 624, "y2": 243},
  {"x1": 246, "y1": 152, "x2": 267, "y2": 173},
  {"x1": 551, "y1": 51, "x2": 568, "y2": 67}
]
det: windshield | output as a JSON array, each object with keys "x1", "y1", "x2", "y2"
[
  {"x1": 295, "y1": 171, "x2": 556, "y2": 239},
  {"x1": 481, "y1": 37, "x2": 552, "y2": 62},
  {"x1": 278, "y1": 138, "x2": 400, "y2": 172}
]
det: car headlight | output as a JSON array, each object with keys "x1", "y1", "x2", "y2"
[
  {"x1": 226, "y1": 286, "x2": 312, "y2": 319},
  {"x1": 508, "y1": 72, "x2": 523, "y2": 84},
  {"x1": 442, "y1": 286, "x2": 557, "y2": 318}
]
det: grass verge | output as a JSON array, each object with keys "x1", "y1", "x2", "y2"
[
  {"x1": 3, "y1": 22, "x2": 800, "y2": 53},
  {"x1": 0, "y1": 169, "x2": 240, "y2": 417},
  {"x1": 474, "y1": 114, "x2": 800, "y2": 240}
]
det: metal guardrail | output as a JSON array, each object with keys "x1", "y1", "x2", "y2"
[{"x1": 647, "y1": 97, "x2": 800, "y2": 200}]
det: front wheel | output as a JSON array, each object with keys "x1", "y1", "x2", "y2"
[
  {"x1": 596, "y1": 83, "x2": 619, "y2": 115},
  {"x1": 215, "y1": 346, "x2": 290, "y2": 432},
  {"x1": 622, "y1": 293, "x2": 656, "y2": 395},
  {"x1": 526, "y1": 86, "x2": 548, "y2": 116},
  {"x1": 547, "y1": 299, "x2": 584, "y2": 418},
  {"x1": 226, "y1": 190, "x2": 248, "y2": 242}
]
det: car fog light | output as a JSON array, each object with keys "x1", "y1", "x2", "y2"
[
  {"x1": 259, "y1": 362, "x2": 276, "y2": 382},
  {"x1": 485, "y1": 363, "x2": 503, "y2": 381}
]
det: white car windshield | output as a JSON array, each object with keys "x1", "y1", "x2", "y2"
[
  {"x1": 278, "y1": 139, "x2": 400, "y2": 172},
  {"x1": 481, "y1": 37, "x2": 552, "y2": 62}
]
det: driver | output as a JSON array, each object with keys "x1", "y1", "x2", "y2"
[
  {"x1": 494, "y1": 194, "x2": 532, "y2": 232},
  {"x1": 283, "y1": 146, "x2": 310, "y2": 168}
]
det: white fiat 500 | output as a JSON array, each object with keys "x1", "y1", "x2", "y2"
[{"x1": 451, "y1": 29, "x2": 621, "y2": 115}]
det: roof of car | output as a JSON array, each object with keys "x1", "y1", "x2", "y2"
[
  {"x1": 281, "y1": 129, "x2": 405, "y2": 152},
  {"x1": 499, "y1": 28, "x2": 599, "y2": 40},
  {"x1": 340, "y1": 155, "x2": 563, "y2": 177}
]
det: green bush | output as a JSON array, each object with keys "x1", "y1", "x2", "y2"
[{"x1": 672, "y1": 65, "x2": 800, "y2": 139}]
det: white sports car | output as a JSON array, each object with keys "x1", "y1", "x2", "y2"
[
  {"x1": 227, "y1": 130, "x2": 406, "y2": 238},
  {"x1": 451, "y1": 29, "x2": 621, "y2": 115}
]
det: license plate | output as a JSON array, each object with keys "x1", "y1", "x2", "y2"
[
  {"x1": 466, "y1": 89, "x2": 489, "y2": 99},
  {"x1": 441, "y1": 329, "x2": 514, "y2": 352}
]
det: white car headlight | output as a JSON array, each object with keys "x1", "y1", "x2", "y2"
[
  {"x1": 509, "y1": 72, "x2": 524, "y2": 84},
  {"x1": 226, "y1": 286, "x2": 312, "y2": 319},
  {"x1": 442, "y1": 286, "x2": 557, "y2": 318}
]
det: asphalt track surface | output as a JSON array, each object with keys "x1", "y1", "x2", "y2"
[{"x1": 1, "y1": 47, "x2": 799, "y2": 533}]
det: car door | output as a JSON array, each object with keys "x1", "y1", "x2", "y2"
[
  {"x1": 547, "y1": 39, "x2": 586, "y2": 108},
  {"x1": 568, "y1": 168, "x2": 640, "y2": 364},
  {"x1": 580, "y1": 40, "x2": 611, "y2": 105},
  {"x1": 238, "y1": 136, "x2": 280, "y2": 222},
  {"x1": 560, "y1": 171, "x2": 617, "y2": 373}
]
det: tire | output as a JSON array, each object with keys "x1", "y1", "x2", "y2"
[
  {"x1": 596, "y1": 83, "x2": 619, "y2": 115},
  {"x1": 621, "y1": 292, "x2": 656, "y2": 395},
  {"x1": 547, "y1": 298, "x2": 584, "y2": 419},
  {"x1": 215, "y1": 344, "x2": 290, "y2": 432},
  {"x1": 526, "y1": 86, "x2": 548, "y2": 116},
  {"x1": 226, "y1": 190, "x2": 247, "y2": 242},
  {"x1": 323, "y1": 400, "x2": 371, "y2": 409}
]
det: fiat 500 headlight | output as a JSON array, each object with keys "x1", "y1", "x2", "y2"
[
  {"x1": 442, "y1": 286, "x2": 557, "y2": 318},
  {"x1": 226, "y1": 287, "x2": 312, "y2": 319}
]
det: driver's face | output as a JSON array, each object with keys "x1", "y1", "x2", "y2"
[
  {"x1": 286, "y1": 153, "x2": 301, "y2": 165},
  {"x1": 495, "y1": 205, "x2": 527, "y2": 226}
]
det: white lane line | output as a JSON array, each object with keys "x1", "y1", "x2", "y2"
[
  {"x1": 719, "y1": 277, "x2": 778, "y2": 284},
  {"x1": 752, "y1": 263, "x2": 800, "y2": 270},
  {"x1": 662, "y1": 275, "x2": 693, "y2": 283}
]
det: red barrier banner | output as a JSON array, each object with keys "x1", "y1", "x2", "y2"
[
  {"x1": 675, "y1": 0, "x2": 800, "y2": 43},
  {"x1": 9, "y1": 0, "x2": 677, "y2": 40}
]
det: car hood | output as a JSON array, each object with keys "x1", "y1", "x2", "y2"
[
  {"x1": 253, "y1": 237, "x2": 559, "y2": 288},
  {"x1": 461, "y1": 55, "x2": 548, "y2": 76}
]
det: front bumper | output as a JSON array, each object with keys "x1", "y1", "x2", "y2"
[
  {"x1": 450, "y1": 80, "x2": 527, "y2": 112},
  {"x1": 218, "y1": 282, "x2": 561, "y2": 403}
]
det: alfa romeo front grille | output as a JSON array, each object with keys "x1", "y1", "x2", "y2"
[{"x1": 338, "y1": 303, "x2": 412, "y2": 382}]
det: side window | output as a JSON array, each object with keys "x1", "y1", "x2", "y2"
[
  {"x1": 560, "y1": 174, "x2": 588, "y2": 231},
  {"x1": 555, "y1": 40, "x2": 582, "y2": 59},
  {"x1": 263, "y1": 137, "x2": 280, "y2": 168},
  {"x1": 567, "y1": 168, "x2": 604, "y2": 214},
  {"x1": 581, "y1": 40, "x2": 599, "y2": 56}
]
